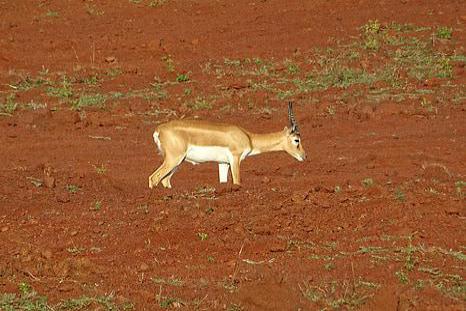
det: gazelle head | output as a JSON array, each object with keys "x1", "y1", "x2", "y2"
[{"x1": 283, "y1": 102, "x2": 306, "y2": 161}]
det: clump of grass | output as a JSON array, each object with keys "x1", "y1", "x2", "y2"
[
  {"x1": 436, "y1": 26, "x2": 453, "y2": 39},
  {"x1": 158, "y1": 297, "x2": 183, "y2": 309},
  {"x1": 187, "y1": 97, "x2": 213, "y2": 110},
  {"x1": 1, "y1": 283, "x2": 134, "y2": 310},
  {"x1": 0, "y1": 282, "x2": 49, "y2": 310},
  {"x1": 71, "y1": 93, "x2": 107, "y2": 110},
  {"x1": 300, "y1": 279, "x2": 376, "y2": 309},
  {"x1": 10, "y1": 75, "x2": 49, "y2": 91},
  {"x1": 0, "y1": 94, "x2": 18, "y2": 115},
  {"x1": 85, "y1": 3, "x2": 104, "y2": 16},
  {"x1": 47, "y1": 76, "x2": 73, "y2": 100},
  {"x1": 152, "y1": 276, "x2": 184, "y2": 287},
  {"x1": 45, "y1": 10, "x2": 59, "y2": 17},
  {"x1": 106, "y1": 67, "x2": 122, "y2": 78},
  {"x1": 361, "y1": 20, "x2": 382, "y2": 51},
  {"x1": 149, "y1": 0, "x2": 169, "y2": 7}
]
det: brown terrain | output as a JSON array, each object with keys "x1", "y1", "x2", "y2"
[{"x1": 0, "y1": 0, "x2": 465, "y2": 310}]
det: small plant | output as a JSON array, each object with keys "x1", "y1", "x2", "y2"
[
  {"x1": 45, "y1": 10, "x2": 59, "y2": 17},
  {"x1": 284, "y1": 59, "x2": 300, "y2": 74},
  {"x1": 436, "y1": 26, "x2": 453, "y2": 39},
  {"x1": 361, "y1": 178, "x2": 374, "y2": 188},
  {"x1": 91, "y1": 200, "x2": 102, "y2": 211},
  {"x1": 66, "y1": 184, "x2": 80, "y2": 194},
  {"x1": 183, "y1": 88, "x2": 192, "y2": 96},
  {"x1": 362, "y1": 20, "x2": 382, "y2": 35},
  {"x1": 197, "y1": 232, "x2": 208, "y2": 241},
  {"x1": 326, "y1": 105, "x2": 336, "y2": 115},
  {"x1": 67, "y1": 246, "x2": 85, "y2": 255},
  {"x1": 455, "y1": 180, "x2": 465, "y2": 197},
  {"x1": 137, "y1": 204, "x2": 149, "y2": 214},
  {"x1": 394, "y1": 187, "x2": 406, "y2": 202},
  {"x1": 324, "y1": 262, "x2": 335, "y2": 271},
  {"x1": 436, "y1": 55, "x2": 452, "y2": 78},
  {"x1": 414, "y1": 279, "x2": 425, "y2": 290},
  {"x1": 176, "y1": 73, "x2": 190, "y2": 83},
  {"x1": 395, "y1": 270, "x2": 409, "y2": 284},
  {"x1": 161, "y1": 55, "x2": 175, "y2": 72},
  {"x1": 94, "y1": 164, "x2": 107, "y2": 174}
]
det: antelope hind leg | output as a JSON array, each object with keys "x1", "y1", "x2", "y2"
[{"x1": 218, "y1": 163, "x2": 229, "y2": 183}]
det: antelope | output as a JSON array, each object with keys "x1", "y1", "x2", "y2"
[{"x1": 148, "y1": 102, "x2": 306, "y2": 189}]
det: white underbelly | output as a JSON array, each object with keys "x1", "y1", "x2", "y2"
[{"x1": 185, "y1": 145, "x2": 233, "y2": 164}]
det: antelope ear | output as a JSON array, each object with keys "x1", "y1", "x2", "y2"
[{"x1": 283, "y1": 126, "x2": 291, "y2": 134}]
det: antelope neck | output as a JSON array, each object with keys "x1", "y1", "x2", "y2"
[{"x1": 249, "y1": 131, "x2": 285, "y2": 155}]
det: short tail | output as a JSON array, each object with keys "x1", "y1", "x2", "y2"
[{"x1": 153, "y1": 130, "x2": 164, "y2": 155}]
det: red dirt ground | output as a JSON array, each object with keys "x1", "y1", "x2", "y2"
[{"x1": 1, "y1": 0, "x2": 465, "y2": 310}]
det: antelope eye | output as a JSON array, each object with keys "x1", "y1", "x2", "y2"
[{"x1": 294, "y1": 139, "x2": 300, "y2": 144}]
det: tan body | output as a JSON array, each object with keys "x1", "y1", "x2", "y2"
[{"x1": 148, "y1": 104, "x2": 306, "y2": 189}]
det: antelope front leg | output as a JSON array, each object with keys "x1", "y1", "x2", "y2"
[
  {"x1": 149, "y1": 156, "x2": 183, "y2": 189},
  {"x1": 229, "y1": 156, "x2": 241, "y2": 185}
]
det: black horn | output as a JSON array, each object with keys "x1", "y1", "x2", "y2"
[{"x1": 288, "y1": 102, "x2": 299, "y2": 134}]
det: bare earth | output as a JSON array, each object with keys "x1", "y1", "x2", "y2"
[{"x1": 0, "y1": 0, "x2": 465, "y2": 310}]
